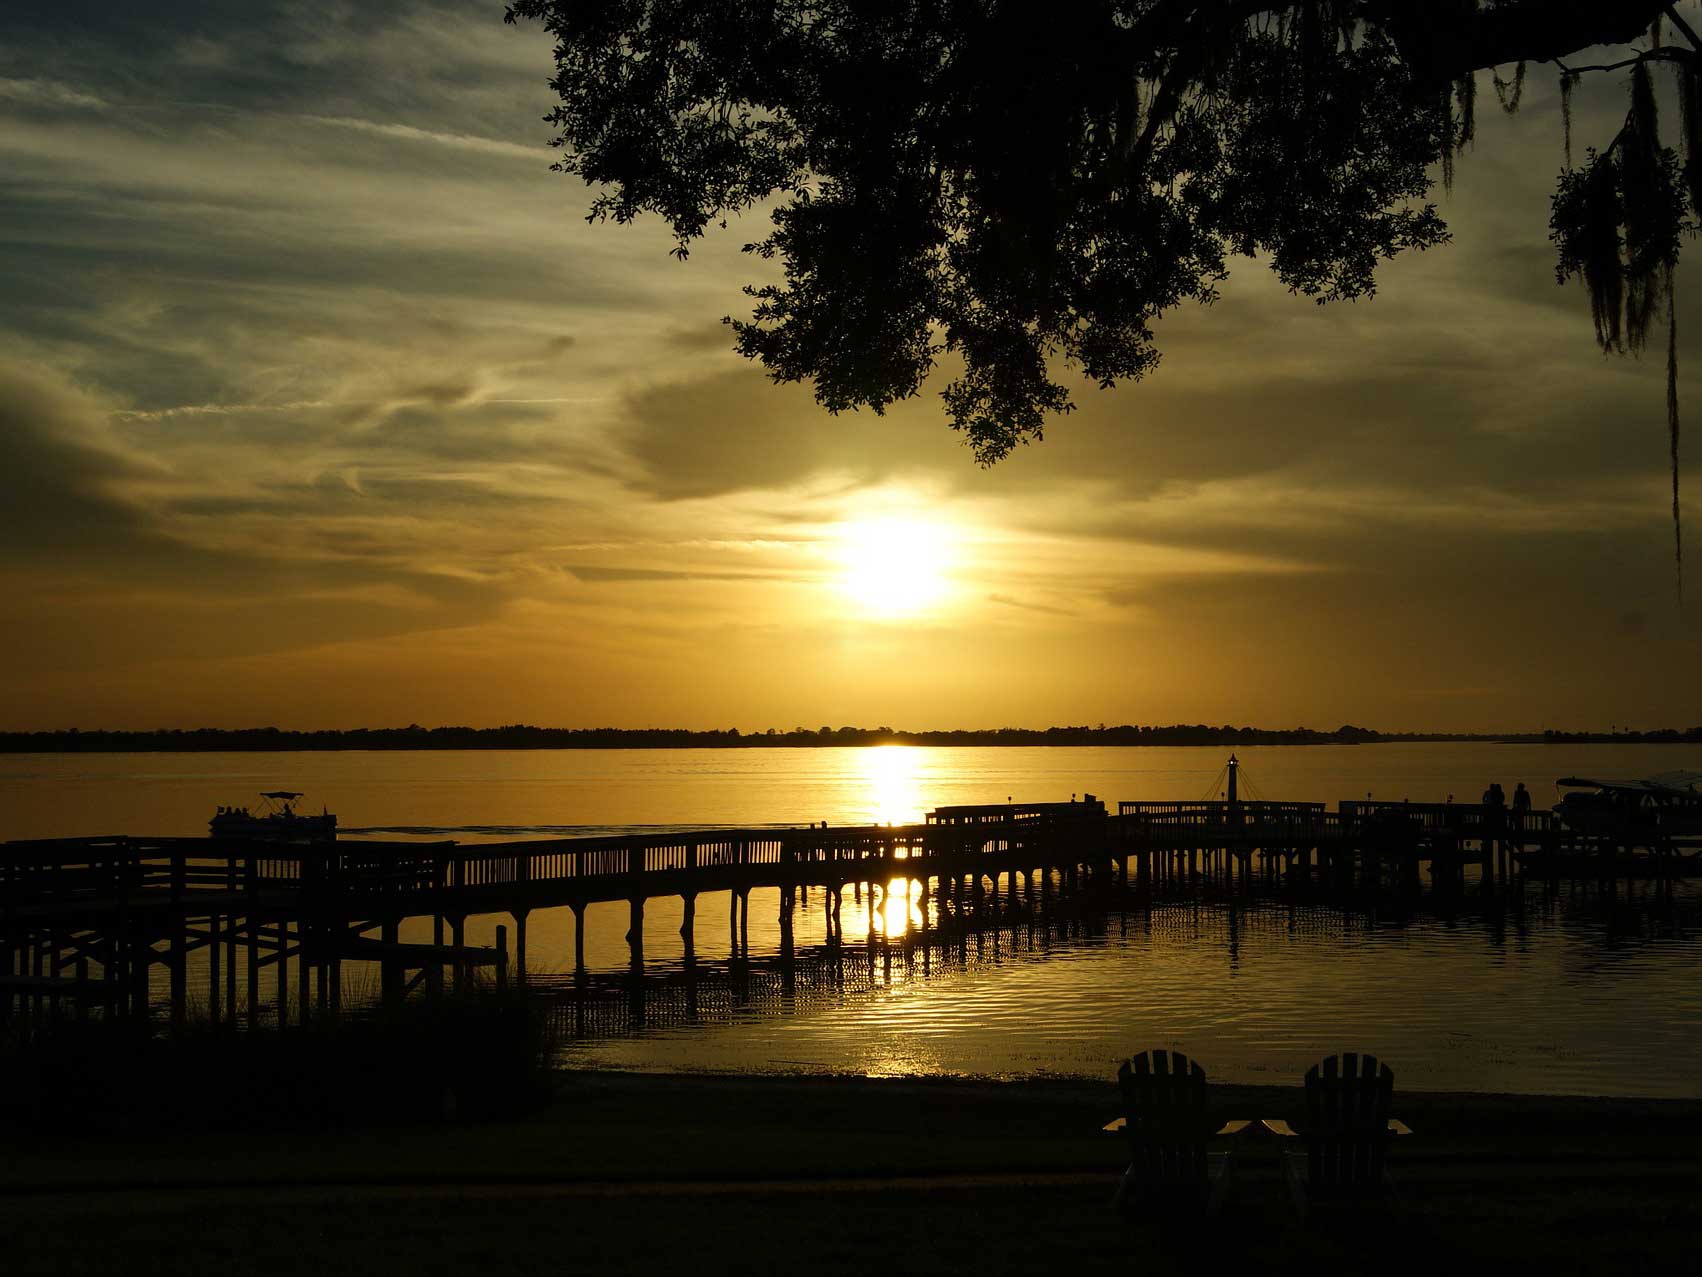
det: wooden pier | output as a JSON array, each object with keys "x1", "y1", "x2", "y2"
[{"x1": 0, "y1": 790, "x2": 1644, "y2": 1031}]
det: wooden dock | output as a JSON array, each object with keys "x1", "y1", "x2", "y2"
[{"x1": 0, "y1": 792, "x2": 1655, "y2": 1031}]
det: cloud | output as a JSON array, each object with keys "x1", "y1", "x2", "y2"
[
  {"x1": 567, "y1": 563, "x2": 773, "y2": 583},
  {"x1": 0, "y1": 3, "x2": 1697, "y2": 729},
  {"x1": 0, "y1": 359, "x2": 159, "y2": 557},
  {"x1": 303, "y1": 114, "x2": 543, "y2": 160},
  {"x1": 618, "y1": 366, "x2": 964, "y2": 499},
  {"x1": 0, "y1": 361, "x2": 511, "y2": 672},
  {"x1": 0, "y1": 78, "x2": 104, "y2": 110}
]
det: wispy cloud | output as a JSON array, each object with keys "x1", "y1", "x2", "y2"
[
  {"x1": 303, "y1": 114, "x2": 542, "y2": 160},
  {"x1": 0, "y1": 77, "x2": 105, "y2": 110}
]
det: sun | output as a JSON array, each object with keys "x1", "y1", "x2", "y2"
[{"x1": 834, "y1": 517, "x2": 952, "y2": 616}]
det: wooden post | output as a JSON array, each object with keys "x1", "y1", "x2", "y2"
[
  {"x1": 571, "y1": 900, "x2": 587, "y2": 1037},
  {"x1": 246, "y1": 864, "x2": 260, "y2": 1027},
  {"x1": 450, "y1": 915, "x2": 466, "y2": 990},
  {"x1": 571, "y1": 903, "x2": 586, "y2": 984},
  {"x1": 627, "y1": 897, "x2": 645, "y2": 977},
  {"x1": 429, "y1": 914, "x2": 444, "y2": 999},
  {"x1": 277, "y1": 916, "x2": 289, "y2": 1028},
  {"x1": 382, "y1": 917, "x2": 402, "y2": 1008},
  {"x1": 298, "y1": 917, "x2": 311, "y2": 1024},
  {"x1": 209, "y1": 911, "x2": 221, "y2": 1023},
  {"x1": 169, "y1": 854, "x2": 186, "y2": 1027},
  {"x1": 225, "y1": 895, "x2": 238, "y2": 1018},
  {"x1": 779, "y1": 886, "x2": 795, "y2": 973},
  {"x1": 513, "y1": 909, "x2": 529, "y2": 983},
  {"x1": 329, "y1": 936, "x2": 341, "y2": 1015},
  {"x1": 679, "y1": 893, "x2": 697, "y2": 968},
  {"x1": 496, "y1": 925, "x2": 509, "y2": 993}
]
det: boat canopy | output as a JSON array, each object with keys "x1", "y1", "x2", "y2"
[
  {"x1": 1557, "y1": 772, "x2": 1702, "y2": 796},
  {"x1": 261, "y1": 791, "x2": 304, "y2": 799}
]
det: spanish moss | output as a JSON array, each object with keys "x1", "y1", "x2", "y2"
[
  {"x1": 1669, "y1": 262, "x2": 1684, "y2": 601},
  {"x1": 1681, "y1": 61, "x2": 1702, "y2": 212},
  {"x1": 1440, "y1": 86, "x2": 1456, "y2": 190},
  {"x1": 1561, "y1": 70, "x2": 1578, "y2": 171},
  {"x1": 1493, "y1": 61, "x2": 1526, "y2": 114},
  {"x1": 1455, "y1": 72, "x2": 1476, "y2": 149},
  {"x1": 1621, "y1": 62, "x2": 1670, "y2": 351}
]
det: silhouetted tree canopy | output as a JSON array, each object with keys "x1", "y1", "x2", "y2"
[{"x1": 507, "y1": 1, "x2": 1695, "y2": 576}]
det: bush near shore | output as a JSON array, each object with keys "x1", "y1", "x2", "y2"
[{"x1": 0, "y1": 989, "x2": 557, "y2": 1133}]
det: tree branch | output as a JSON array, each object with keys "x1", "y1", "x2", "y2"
[
  {"x1": 1665, "y1": 4, "x2": 1702, "y2": 52},
  {"x1": 1372, "y1": 0, "x2": 1674, "y2": 82},
  {"x1": 1554, "y1": 47, "x2": 1692, "y2": 77}
]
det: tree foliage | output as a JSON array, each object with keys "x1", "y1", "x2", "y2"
[{"x1": 508, "y1": 0, "x2": 1694, "y2": 580}]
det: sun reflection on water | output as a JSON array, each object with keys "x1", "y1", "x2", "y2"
[
  {"x1": 881, "y1": 877, "x2": 919, "y2": 939},
  {"x1": 858, "y1": 745, "x2": 927, "y2": 827}
]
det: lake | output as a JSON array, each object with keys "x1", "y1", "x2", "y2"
[{"x1": 3, "y1": 743, "x2": 1699, "y2": 1096}]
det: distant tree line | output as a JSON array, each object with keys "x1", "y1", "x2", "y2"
[{"x1": 1539, "y1": 727, "x2": 1702, "y2": 743}]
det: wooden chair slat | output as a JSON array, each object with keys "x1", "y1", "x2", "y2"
[
  {"x1": 1115, "y1": 1048, "x2": 1230, "y2": 1212},
  {"x1": 1290, "y1": 1051, "x2": 1396, "y2": 1208}
]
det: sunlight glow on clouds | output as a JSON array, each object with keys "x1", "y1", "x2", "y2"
[
  {"x1": 0, "y1": 2, "x2": 1697, "y2": 731},
  {"x1": 834, "y1": 517, "x2": 956, "y2": 619}
]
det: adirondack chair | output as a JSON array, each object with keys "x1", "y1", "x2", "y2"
[
  {"x1": 1275, "y1": 1052, "x2": 1400, "y2": 1219},
  {"x1": 1112, "y1": 1049, "x2": 1240, "y2": 1215}
]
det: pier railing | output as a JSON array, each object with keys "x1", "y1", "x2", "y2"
[
  {"x1": 1337, "y1": 801, "x2": 1557, "y2": 839},
  {"x1": 0, "y1": 813, "x2": 1096, "y2": 911},
  {"x1": 0, "y1": 795, "x2": 1564, "y2": 916}
]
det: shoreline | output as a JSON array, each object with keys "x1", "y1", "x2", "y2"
[{"x1": 6, "y1": 1068, "x2": 1699, "y2": 1195}]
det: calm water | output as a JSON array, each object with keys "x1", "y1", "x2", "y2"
[{"x1": 3, "y1": 744, "x2": 1699, "y2": 1096}]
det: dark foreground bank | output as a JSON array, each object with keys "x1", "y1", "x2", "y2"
[{"x1": 1, "y1": 1070, "x2": 1698, "y2": 1275}]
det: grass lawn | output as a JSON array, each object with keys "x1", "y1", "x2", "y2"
[{"x1": 2, "y1": 1071, "x2": 1698, "y2": 1274}]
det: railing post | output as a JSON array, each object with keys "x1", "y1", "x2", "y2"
[
  {"x1": 246, "y1": 857, "x2": 260, "y2": 1026},
  {"x1": 169, "y1": 851, "x2": 186, "y2": 1027}
]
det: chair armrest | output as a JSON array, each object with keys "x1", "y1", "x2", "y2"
[
  {"x1": 1101, "y1": 1116, "x2": 1257, "y2": 1137},
  {"x1": 1258, "y1": 1117, "x2": 1411, "y2": 1137}
]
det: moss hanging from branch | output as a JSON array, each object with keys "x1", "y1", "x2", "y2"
[
  {"x1": 1492, "y1": 61, "x2": 1526, "y2": 114},
  {"x1": 1621, "y1": 63, "x2": 1676, "y2": 349},
  {"x1": 1439, "y1": 85, "x2": 1456, "y2": 190},
  {"x1": 1552, "y1": 151, "x2": 1628, "y2": 350},
  {"x1": 1669, "y1": 263, "x2": 1684, "y2": 599},
  {"x1": 1554, "y1": 58, "x2": 1689, "y2": 596},
  {"x1": 1561, "y1": 70, "x2": 1578, "y2": 171},
  {"x1": 1681, "y1": 61, "x2": 1702, "y2": 212}
]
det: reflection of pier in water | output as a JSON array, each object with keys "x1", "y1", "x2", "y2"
[
  {"x1": 538, "y1": 870, "x2": 1696, "y2": 1043},
  {"x1": 0, "y1": 790, "x2": 1678, "y2": 1030}
]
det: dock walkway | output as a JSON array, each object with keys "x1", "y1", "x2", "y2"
[{"x1": 0, "y1": 793, "x2": 1592, "y2": 1029}]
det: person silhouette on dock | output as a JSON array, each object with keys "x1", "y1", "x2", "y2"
[
  {"x1": 1511, "y1": 781, "x2": 1532, "y2": 848},
  {"x1": 1483, "y1": 782, "x2": 1507, "y2": 843}
]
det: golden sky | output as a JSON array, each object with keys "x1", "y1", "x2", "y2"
[{"x1": 2, "y1": 4, "x2": 1698, "y2": 732}]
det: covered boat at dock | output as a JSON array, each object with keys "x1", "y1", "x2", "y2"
[{"x1": 1516, "y1": 772, "x2": 1702, "y2": 877}]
